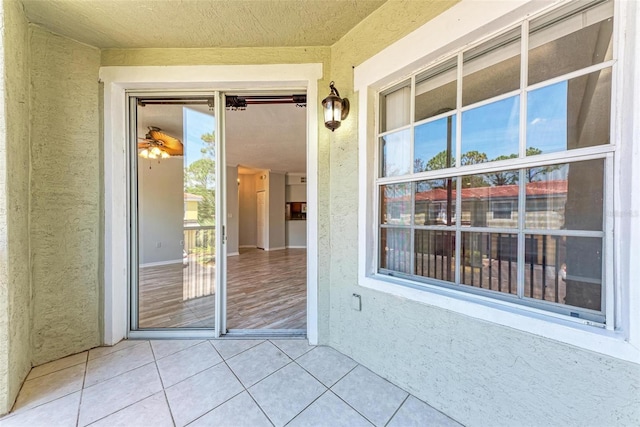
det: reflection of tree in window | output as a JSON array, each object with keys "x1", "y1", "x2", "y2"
[{"x1": 185, "y1": 132, "x2": 216, "y2": 225}]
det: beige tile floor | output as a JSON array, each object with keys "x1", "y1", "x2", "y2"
[{"x1": 0, "y1": 339, "x2": 462, "y2": 427}]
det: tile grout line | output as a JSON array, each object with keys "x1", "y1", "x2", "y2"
[
  {"x1": 267, "y1": 339, "x2": 315, "y2": 360},
  {"x1": 2, "y1": 362, "x2": 90, "y2": 421},
  {"x1": 220, "y1": 345, "x2": 285, "y2": 427},
  {"x1": 82, "y1": 342, "x2": 156, "y2": 390},
  {"x1": 325, "y1": 364, "x2": 381, "y2": 426},
  {"x1": 26, "y1": 353, "x2": 89, "y2": 382},
  {"x1": 383, "y1": 394, "x2": 410, "y2": 427},
  {"x1": 87, "y1": 339, "x2": 148, "y2": 363},
  {"x1": 75, "y1": 353, "x2": 90, "y2": 427},
  {"x1": 150, "y1": 342, "x2": 178, "y2": 427},
  {"x1": 151, "y1": 339, "x2": 205, "y2": 362},
  {"x1": 210, "y1": 338, "x2": 265, "y2": 360},
  {"x1": 183, "y1": 348, "x2": 272, "y2": 427},
  {"x1": 326, "y1": 387, "x2": 377, "y2": 427},
  {"x1": 150, "y1": 342, "x2": 227, "y2": 393},
  {"x1": 223, "y1": 356, "x2": 275, "y2": 427},
  {"x1": 78, "y1": 361, "x2": 166, "y2": 427},
  {"x1": 282, "y1": 387, "x2": 331, "y2": 427},
  {"x1": 293, "y1": 352, "x2": 358, "y2": 391}
]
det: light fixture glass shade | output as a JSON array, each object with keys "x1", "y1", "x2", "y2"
[
  {"x1": 161, "y1": 151, "x2": 170, "y2": 159},
  {"x1": 322, "y1": 81, "x2": 349, "y2": 131},
  {"x1": 139, "y1": 148, "x2": 149, "y2": 158},
  {"x1": 151, "y1": 146, "x2": 162, "y2": 156}
]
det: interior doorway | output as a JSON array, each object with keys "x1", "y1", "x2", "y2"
[{"x1": 224, "y1": 93, "x2": 308, "y2": 332}]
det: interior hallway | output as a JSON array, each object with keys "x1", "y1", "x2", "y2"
[{"x1": 0, "y1": 339, "x2": 461, "y2": 427}]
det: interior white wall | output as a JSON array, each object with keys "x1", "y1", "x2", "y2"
[
  {"x1": 226, "y1": 166, "x2": 239, "y2": 255},
  {"x1": 239, "y1": 173, "x2": 257, "y2": 247},
  {"x1": 138, "y1": 157, "x2": 183, "y2": 265},
  {"x1": 268, "y1": 171, "x2": 286, "y2": 250}
]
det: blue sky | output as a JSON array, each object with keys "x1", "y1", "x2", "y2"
[
  {"x1": 183, "y1": 107, "x2": 216, "y2": 166},
  {"x1": 409, "y1": 81, "x2": 568, "y2": 171}
]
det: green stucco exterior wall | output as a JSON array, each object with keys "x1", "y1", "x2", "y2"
[
  {"x1": 0, "y1": 0, "x2": 32, "y2": 414},
  {"x1": 326, "y1": 1, "x2": 640, "y2": 426},
  {"x1": 29, "y1": 26, "x2": 101, "y2": 365}
]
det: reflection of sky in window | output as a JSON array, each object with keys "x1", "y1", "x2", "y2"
[
  {"x1": 461, "y1": 95, "x2": 520, "y2": 159},
  {"x1": 414, "y1": 116, "x2": 456, "y2": 172},
  {"x1": 527, "y1": 82, "x2": 567, "y2": 154},
  {"x1": 382, "y1": 129, "x2": 411, "y2": 177},
  {"x1": 183, "y1": 107, "x2": 215, "y2": 166}
]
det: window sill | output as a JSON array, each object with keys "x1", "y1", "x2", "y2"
[{"x1": 359, "y1": 273, "x2": 640, "y2": 363}]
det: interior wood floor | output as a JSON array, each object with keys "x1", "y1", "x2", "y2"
[{"x1": 138, "y1": 248, "x2": 306, "y2": 330}]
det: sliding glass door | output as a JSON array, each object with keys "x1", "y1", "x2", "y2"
[{"x1": 129, "y1": 93, "x2": 224, "y2": 333}]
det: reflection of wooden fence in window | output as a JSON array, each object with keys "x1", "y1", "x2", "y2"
[
  {"x1": 410, "y1": 231, "x2": 567, "y2": 304},
  {"x1": 183, "y1": 226, "x2": 216, "y2": 300}
]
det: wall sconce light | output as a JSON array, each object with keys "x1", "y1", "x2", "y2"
[{"x1": 322, "y1": 81, "x2": 350, "y2": 131}]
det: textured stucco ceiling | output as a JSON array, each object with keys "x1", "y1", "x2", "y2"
[{"x1": 21, "y1": 0, "x2": 387, "y2": 48}]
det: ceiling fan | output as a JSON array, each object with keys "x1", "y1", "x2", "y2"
[{"x1": 138, "y1": 126, "x2": 183, "y2": 159}]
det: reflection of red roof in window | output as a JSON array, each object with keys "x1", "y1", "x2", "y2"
[{"x1": 411, "y1": 180, "x2": 567, "y2": 202}]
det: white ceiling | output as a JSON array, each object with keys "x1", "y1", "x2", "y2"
[
  {"x1": 21, "y1": 0, "x2": 386, "y2": 49},
  {"x1": 137, "y1": 99, "x2": 306, "y2": 174}
]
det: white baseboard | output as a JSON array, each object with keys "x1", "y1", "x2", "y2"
[
  {"x1": 265, "y1": 247, "x2": 286, "y2": 251},
  {"x1": 239, "y1": 245, "x2": 257, "y2": 249},
  {"x1": 140, "y1": 259, "x2": 182, "y2": 268},
  {"x1": 286, "y1": 245, "x2": 307, "y2": 249},
  {"x1": 227, "y1": 252, "x2": 240, "y2": 257}
]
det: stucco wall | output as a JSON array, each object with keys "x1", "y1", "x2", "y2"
[
  {"x1": 327, "y1": 1, "x2": 640, "y2": 426},
  {"x1": 0, "y1": 0, "x2": 31, "y2": 414},
  {"x1": 30, "y1": 26, "x2": 101, "y2": 365}
]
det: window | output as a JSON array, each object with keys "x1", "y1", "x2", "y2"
[{"x1": 375, "y1": 0, "x2": 614, "y2": 323}]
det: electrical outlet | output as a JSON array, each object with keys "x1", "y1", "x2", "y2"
[{"x1": 351, "y1": 293, "x2": 361, "y2": 311}]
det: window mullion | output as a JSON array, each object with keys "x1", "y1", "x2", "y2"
[
  {"x1": 517, "y1": 168, "x2": 526, "y2": 299},
  {"x1": 410, "y1": 183, "x2": 416, "y2": 276},
  {"x1": 455, "y1": 176, "x2": 462, "y2": 285},
  {"x1": 605, "y1": 153, "x2": 614, "y2": 330},
  {"x1": 455, "y1": 52, "x2": 463, "y2": 168},
  {"x1": 520, "y1": 20, "x2": 528, "y2": 158},
  {"x1": 409, "y1": 75, "x2": 417, "y2": 276}
]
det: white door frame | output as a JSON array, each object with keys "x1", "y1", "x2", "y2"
[{"x1": 100, "y1": 64, "x2": 322, "y2": 345}]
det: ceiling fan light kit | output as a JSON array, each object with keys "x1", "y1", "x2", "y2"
[{"x1": 138, "y1": 126, "x2": 183, "y2": 160}]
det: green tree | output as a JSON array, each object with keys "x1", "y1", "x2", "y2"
[
  {"x1": 184, "y1": 131, "x2": 218, "y2": 225},
  {"x1": 487, "y1": 153, "x2": 518, "y2": 186},
  {"x1": 425, "y1": 150, "x2": 455, "y2": 171},
  {"x1": 185, "y1": 158, "x2": 216, "y2": 225},
  {"x1": 461, "y1": 151, "x2": 489, "y2": 187}
]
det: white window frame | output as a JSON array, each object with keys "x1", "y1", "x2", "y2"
[{"x1": 355, "y1": 0, "x2": 640, "y2": 363}]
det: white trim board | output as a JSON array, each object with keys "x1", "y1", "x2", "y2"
[
  {"x1": 101, "y1": 63, "x2": 322, "y2": 346},
  {"x1": 286, "y1": 246, "x2": 307, "y2": 249},
  {"x1": 227, "y1": 252, "x2": 240, "y2": 257}
]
